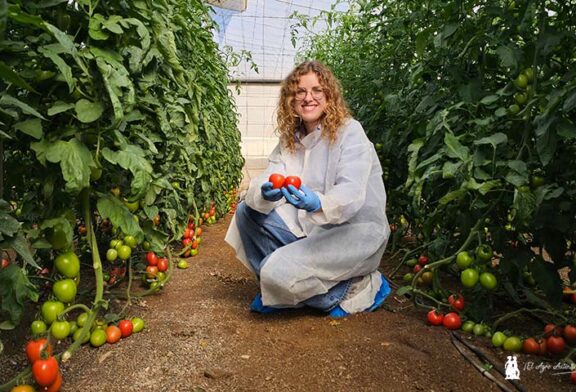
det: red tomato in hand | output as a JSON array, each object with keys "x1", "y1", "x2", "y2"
[
  {"x1": 426, "y1": 310, "x2": 444, "y2": 326},
  {"x1": 32, "y1": 356, "x2": 59, "y2": 386},
  {"x1": 118, "y1": 319, "x2": 133, "y2": 338},
  {"x1": 268, "y1": 173, "x2": 285, "y2": 189},
  {"x1": 284, "y1": 176, "x2": 301, "y2": 189},
  {"x1": 26, "y1": 338, "x2": 53, "y2": 363},
  {"x1": 442, "y1": 312, "x2": 462, "y2": 330},
  {"x1": 448, "y1": 294, "x2": 465, "y2": 311}
]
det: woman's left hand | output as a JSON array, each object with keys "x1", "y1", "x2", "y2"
[{"x1": 282, "y1": 184, "x2": 321, "y2": 212}]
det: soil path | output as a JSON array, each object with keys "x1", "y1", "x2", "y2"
[{"x1": 2, "y1": 215, "x2": 573, "y2": 392}]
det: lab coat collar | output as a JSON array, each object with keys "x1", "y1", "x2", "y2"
[{"x1": 296, "y1": 124, "x2": 322, "y2": 149}]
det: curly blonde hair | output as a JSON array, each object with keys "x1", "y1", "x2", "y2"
[{"x1": 276, "y1": 61, "x2": 350, "y2": 152}]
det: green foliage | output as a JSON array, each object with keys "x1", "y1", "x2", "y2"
[
  {"x1": 296, "y1": 0, "x2": 576, "y2": 316},
  {"x1": 0, "y1": 0, "x2": 243, "y2": 330}
]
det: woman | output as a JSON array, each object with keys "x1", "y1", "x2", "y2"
[{"x1": 225, "y1": 60, "x2": 391, "y2": 317}]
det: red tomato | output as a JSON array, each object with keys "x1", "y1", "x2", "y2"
[
  {"x1": 32, "y1": 356, "x2": 59, "y2": 387},
  {"x1": 283, "y1": 176, "x2": 301, "y2": 189},
  {"x1": 546, "y1": 335, "x2": 566, "y2": 355},
  {"x1": 182, "y1": 238, "x2": 192, "y2": 247},
  {"x1": 118, "y1": 319, "x2": 133, "y2": 338},
  {"x1": 183, "y1": 228, "x2": 192, "y2": 239},
  {"x1": 571, "y1": 370, "x2": 576, "y2": 385},
  {"x1": 145, "y1": 265, "x2": 158, "y2": 279},
  {"x1": 426, "y1": 310, "x2": 444, "y2": 326},
  {"x1": 544, "y1": 323, "x2": 563, "y2": 337},
  {"x1": 1, "y1": 258, "x2": 9, "y2": 268},
  {"x1": 268, "y1": 173, "x2": 285, "y2": 189},
  {"x1": 43, "y1": 370, "x2": 62, "y2": 392},
  {"x1": 448, "y1": 294, "x2": 465, "y2": 311},
  {"x1": 442, "y1": 312, "x2": 462, "y2": 330},
  {"x1": 413, "y1": 264, "x2": 422, "y2": 273},
  {"x1": 522, "y1": 337, "x2": 540, "y2": 355},
  {"x1": 146, "y1": 252, "x2": 158, "y2": 266},
  {"x1": 418, "y1": 255, "x2": 429, "y2": 266},
  {"x1": 564, "y1": 324, "x2": 576, "y2": 344},
  {"x1": 26, "y1": 338, "x2": 53, "y2": 364},
  {"x1": 105, "y1": 325, "x2": 122, "y2": 344},
  {"x1": 157, "y1": 257, "x2": 168, "y2": 272}
]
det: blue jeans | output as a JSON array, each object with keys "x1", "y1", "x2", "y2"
[{"x1": 234, "y1": 201, "x2": 350, "y2": 311}]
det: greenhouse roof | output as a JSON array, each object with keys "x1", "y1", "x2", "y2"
[{"x1": 209, "y1": 0, "x2": 349, "y2": 82}]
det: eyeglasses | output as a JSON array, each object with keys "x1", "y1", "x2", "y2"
[{"x1": 294, "y1": 87, "x2": 325, "y2": 101}]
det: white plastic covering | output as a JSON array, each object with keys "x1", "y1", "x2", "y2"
[{"x1": 210, "y1": 0, "x2": 349, "y2": 81}]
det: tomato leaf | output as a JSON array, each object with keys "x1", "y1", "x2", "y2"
[
  {"x1": 47, "y1": 101, "x2": 75, "y2": 116},
  {"x1": 45, "y1": 139, "x2": 95, "y2": 192},
  {"x1": 97, "y1": 195, "x2": 144, "y2": 241},
  {"x1": 0, "y1": 264, "x2": 39, "y2": 328},
  {"x1": 474, "y1": 133, "x2": 507, "y2": 148},
  {"x1": 39, "y1": 46, "x2": 75, "y2": 93},
  {"x1": 13, "y1": 118, "x2": 42, "y2": 139},
  {"x1": 528, "y1": 258, "x2": 563, "y2": 308},
  {"x1": 0, "y1": 201, "x2": 21, "y2": 240},
  {"x1": 444, "y1": 133, "x2": 469, "y2": 162},
  {"x1": 395, "y1": 285, "x2": 412, "y2": 297},
  {"x1": 0, "y1": 61, "x2": 36, "y2": 92},
  {"x1": 0, "y1": 94, "x2": 46, "y2": 120},
  {"x1": 75, "y1": 99, "x2": 104, "y2": 123}
]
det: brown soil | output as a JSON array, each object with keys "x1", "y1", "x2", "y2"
[{"x1": 1, "y1": 215, "x2": 574, "y2": 392}]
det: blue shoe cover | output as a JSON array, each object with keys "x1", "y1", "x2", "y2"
[
  {"x1": 328, "y1": 305, "x2": 349, "y2": 318},
  {"x1": 367, "y1": 274, "x2": 391, "y2": 312},
  {"x1": 329, "y1": 274, "x2": 391, "y2": 318},
  {"x1": 249, "y1": 293, "x2": 284, "y2": 314}
]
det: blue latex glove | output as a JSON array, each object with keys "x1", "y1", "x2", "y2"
[
  {"x1": 281, "y1": 184, "x2": 322, "y2": 212},
  {"x1": 261, "y1": 181, "x2": 283, "y2": 202}
]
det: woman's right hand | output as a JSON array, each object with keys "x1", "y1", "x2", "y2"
[{"x1": 261, "y1": 181, "x2": 283, "y2": 201}]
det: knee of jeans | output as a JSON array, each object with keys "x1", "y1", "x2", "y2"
[{"x1": 235, "y1": 202, "x2": 250, "y2": 223}]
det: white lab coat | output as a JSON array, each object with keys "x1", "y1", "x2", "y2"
[{"x1": 225, "y1": 118, "x2": 390, "y2": 307}]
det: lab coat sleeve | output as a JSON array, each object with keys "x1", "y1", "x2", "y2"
[
  {"x1": 308, "y1": 122, "x2": 374, "y2": 225},
  {"x1": 244, "y1": 144, "x2": 287, "y2": 214}
]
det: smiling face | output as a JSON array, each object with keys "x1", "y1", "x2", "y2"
[{"x1": 293, "y1": 72, "x2": 327, "y2": 134}]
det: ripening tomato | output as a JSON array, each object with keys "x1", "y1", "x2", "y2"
[
  {"x1": 283, "y1": 176, "x2": 301, "y2": 189},
  {"x1": 442, "y1": 312, "x2": 461, "y2": 330},
  {"x1": 105, "y1": 325, "x2": 122, "y2": 344},
  {"x1": 427, "y1": 310, "x2": 444, "y2": 326},
  {"x1": 448, "y1": 294, "x2": 465, "y2": 311},
  {"x1": 157, "y1": 257, "x2": 168, "y2": 273},
  {"x1": 32, "y1": 356, "x2": 59, "y2": 387},
  {"x1": 118, "y1": 319, "x2": 133, "y2": 338},
  {"x1": 26, "y1": 338, "x2": 53, "y2": 363},
  {"x1": 10, "y1": 385, "x2": 36, "y2": 392},
  {"x1": 268, "y1": 173, "x2": 285, "y2": 189},
  {"x1": 145, "y1": 265, "x2": 158, "y2": 279}
]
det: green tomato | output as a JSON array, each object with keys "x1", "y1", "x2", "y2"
[
  {"x1": 68, "y1": 320, "x2": 78, "y2": 335},
  {"x1": 479, "y1": 272, "x2": 498, "y2": 290},
  {"x1": 461, "y1": 320, "x2": 475, "y2": 333},
  {"x1": 54, "y1": 251, "x2": 80, "y2": 278},
  {"x1": 475, "y1": 244, "x2": 493, "y2": 262},
  {"x1": 508, "y1": 104, "x2": 520, "y2": 115},
  {"x1": 90, "y1": 329, "x2": 107, "y2": 347},
  {"x1": 117, "y1": 245, "x2": 132, "y2": 260},
  {"x1": 515, "y1": 74, "x2": 528, "y2": 89},
  {"x1": 491, "y1": 331, "x2": 507, "y2": 347},
  {"x1": 530, "y1": 175, "x2": 545, "y2": 188},
  {"x1": 142, "y1": 241, "x2": 151, "y2": 251},
  {"x1": 50, "y1": 320, "x2": 71, "y2": 340},
  {"x1": 52, "y1": 278, "x2": 77, "y2": 303},
  {"x1": 109, "y1": 239, "x2": 121, "y2": 249},
  {"x1": 460, "y1": 268, "x2": 479, "y2": 288},
  {"x1": 90, "y1": 166, "x2": 103, "y2": 181},
  {"x1": 406, "y1": 258, "x2": 418, "y2": 267},
  {"x1": 123, "y1": 235, "x2": 138, "y2": 248},
  {"x1": 124, "y1": 199, "x2": 140, "y2": 213},
  {"x1": 177, "y1": 259, "x2": 189, "y2": 269},
  {"x1": 48, "y1": 228, "x2": 69, "y2": 250},
  {"x1": 522, "y1": 67, "x2": 534, "y2": 82},
  {"x1": 513, "y1": 92, "x2": 527, "y2": 105},
  {"x1": 76, "y1": 312, "x2": 89, "y2": 327},
  {"x1": 106, "y1": 248, "x2": 118, "y2": 262},
  {"x1": 456, "y1": 251, "x2": 473, "y2": 269},
  {"x1": 473, "y1": 323, "x2": 486, "y2": 336},
  {"x1": 403, "y1": 272, "x2": 414, "y2": 282},
  {"x1": 73, "y1": 328, "x2": 90, "y2": 344},
  {"x1": 31, "y1": 320, "x2": 48, "y2": 335},
  {"x1": 503, "y1": 336, "x2": 523, "y2": 352},
  {"x1": 41, "y1": 301, "x2": 65, "y2": 324},
  {"x1": 131, "y1": 317, "x2": 145, "y2": 333}
]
